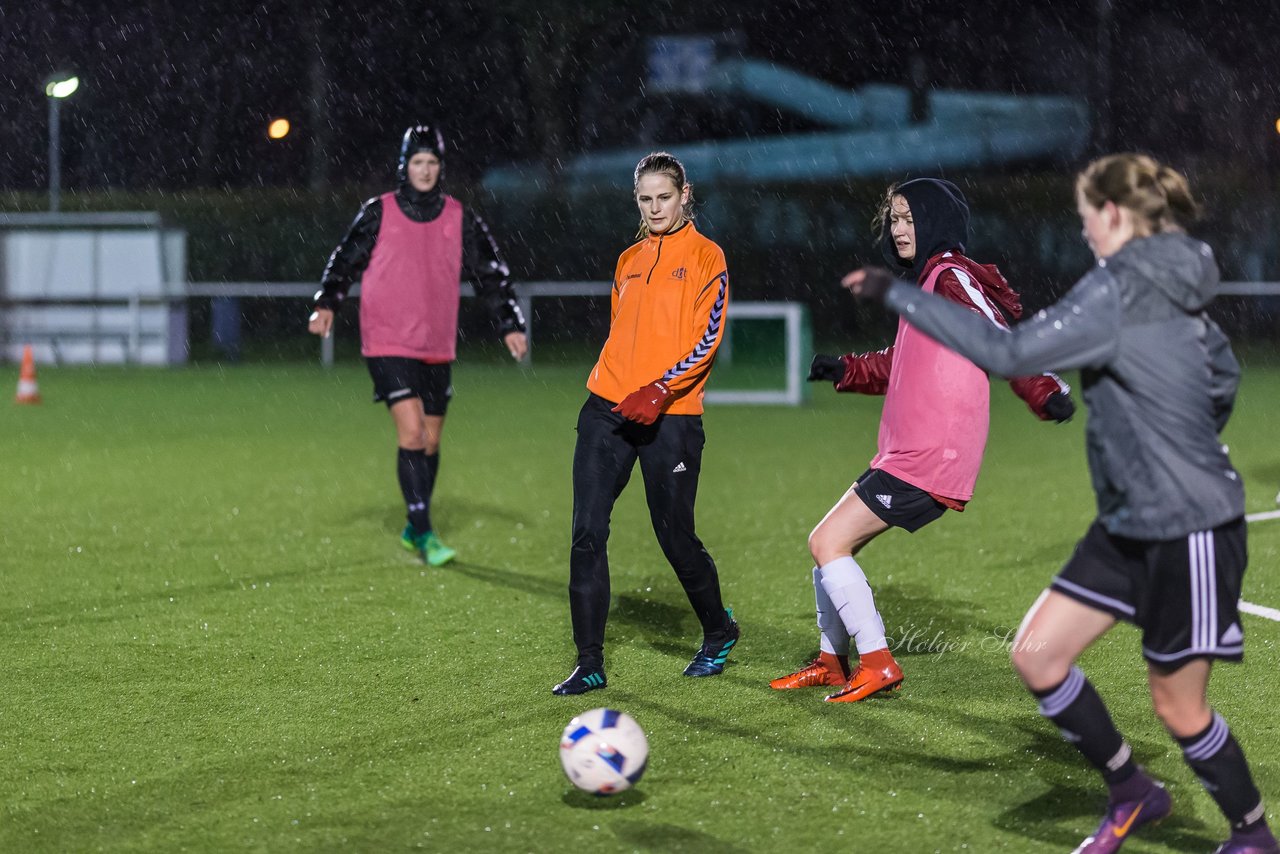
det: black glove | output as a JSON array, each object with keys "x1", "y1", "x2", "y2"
[
  {"x1": 843, "y1": 266, "x2": 895, "y2": 302},
  {"x1": 807, "y1": 354, "x2": 846, "y2": 383},
  {"x1": 1044, "y1": 391, "x2": 1076, "y2": 423}
]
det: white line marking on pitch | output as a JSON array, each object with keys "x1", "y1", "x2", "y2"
[
  {"x1": 1239, "y1": 601, "x2": 1280, "y2": 622},
  {"x1": 1241, "y1": 510, "x2": 1280, "y2": 621}
]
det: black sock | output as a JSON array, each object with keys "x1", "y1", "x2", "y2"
[
  {"x1": 425, "y1": 451, "x2": 441, "y2": 529},
  {"x1": 1032, "y1": 666, "x2": 1138, "y2": 787},
  {"x1": 1177, "y1": 712, "x2": 1272, "y2": 835},
  {"x1": 396, "y1": 447, "x2": 434, "y2": 533}
]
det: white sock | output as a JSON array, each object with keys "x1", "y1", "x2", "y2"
[
  {"x1": 818, "y1": 556, "x2": 888, "y2": 655},
  {"x1": 813, "y1": 566, "x2": 850, "y2": 656}
]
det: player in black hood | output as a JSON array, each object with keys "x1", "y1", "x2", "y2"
[
  {"x1": 880, "y1": 178, "x2": 970, "y2": 279},
  {"x1": 395, "y1": 124, "x2": 448, "y2": 218},
  {"x1": 773, "y1": 178, "x2": 1074, "y2": 705},
  {"x1": 309, "y1": 124, "x2": 527, "y2": 567}
]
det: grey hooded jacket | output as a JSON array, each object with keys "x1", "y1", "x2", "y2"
[{"x1": 884, "y1": 232, "x2": 1244, "y2": 540}]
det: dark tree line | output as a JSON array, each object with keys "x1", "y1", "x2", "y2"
[{"x1": 1, "y1": 0, "x2": 1277, "y2": 194}]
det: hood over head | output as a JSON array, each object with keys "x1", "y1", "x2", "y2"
[
  {"x1": 397, "y1": 124, "x2": 446, "y2": 207},
  {"x1": 879, "y1": 178, "x2": 970, "y2": 282}
]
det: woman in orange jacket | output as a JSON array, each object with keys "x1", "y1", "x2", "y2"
[{"x1": 553, "y1": 152, "x2": 738, "y2": 696}]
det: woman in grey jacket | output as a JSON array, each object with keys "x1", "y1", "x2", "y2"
[{"x1": 846, "y1": 154, "x2": 1275, "y2": 854}]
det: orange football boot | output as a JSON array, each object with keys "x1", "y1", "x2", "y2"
[
  {"x1": 769, "y1": 651, "x2": 850, "y2": 689},
  {"x1": 824, "y1": 648, "x2": 904, "y2": 702}
]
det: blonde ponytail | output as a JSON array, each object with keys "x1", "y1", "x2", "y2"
[{"x1": 1077, "y1": 153, "x2": 1200, "y2": 235}]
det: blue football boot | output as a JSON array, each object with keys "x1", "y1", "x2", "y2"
[
  {"x1": 684, "y1": 612, "x2": 739, "y2": 677},
  {"x1": 552, "y1": 665, "x2": 607, "y2": 696}
]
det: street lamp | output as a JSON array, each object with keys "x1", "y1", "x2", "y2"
[
  {"x1": 267, "y1": 118, "x2": 291, "y2": 140},
  {"x1": 44, "y1": 72, "x2": 80, "y2": 213}
]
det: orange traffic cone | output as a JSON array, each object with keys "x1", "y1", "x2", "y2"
[{"x1": 15, "y1": 345, "x2": 41, "y2": 404}]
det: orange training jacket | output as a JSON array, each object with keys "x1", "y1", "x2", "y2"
[{"x1": 587, "y1": 221, "x2": 729, "y2": 415}]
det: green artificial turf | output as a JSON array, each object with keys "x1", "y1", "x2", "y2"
[{"x1": 2, "y1": 358, "x2": 1277, "y2": 853}]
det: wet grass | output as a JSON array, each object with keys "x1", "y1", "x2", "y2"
[{"x1": 2, "y1": 358, "x2": 1278, "y2": 852}]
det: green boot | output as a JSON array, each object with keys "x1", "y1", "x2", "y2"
[
  {"x1": 422, "y1": 531, "x2": 457, "y2": 567},
  {"x1": 401, "y1": 524, "x2": 456, "y2": 566},
  {"x1": 400, "y1": 523, "x2": 423, "y2": 556}
]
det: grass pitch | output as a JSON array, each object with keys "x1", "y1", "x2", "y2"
[{"x1": 3, "y1": 355, "x2": 1278, "y2": 853}]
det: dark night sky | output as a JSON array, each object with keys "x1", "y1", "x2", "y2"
[{"x1": 2, "y1": 0, "x2": 1279, "y2": 194}]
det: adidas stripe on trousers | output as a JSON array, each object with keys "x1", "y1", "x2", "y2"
[{"x1": 568, "y1": 394, "x2": 729, "y2": 667}]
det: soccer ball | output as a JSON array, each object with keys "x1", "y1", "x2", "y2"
[{"x1": 559, "y1": 708, "x2": 649, "y2": 795}]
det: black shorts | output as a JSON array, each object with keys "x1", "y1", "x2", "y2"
[
  {"x1": 853, "y1": 468, "x2": 947, "y2": 533},
  {"x1": 1051, "y1": 517, "x2": 1248, "y2": 668},
  {"x1": 365, "y1": 357, "x2": 453, "y2": 415}
]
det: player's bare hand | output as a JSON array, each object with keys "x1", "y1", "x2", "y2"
[
  {"x1": 840, "y1": 266, "x2": 894, "y2": 302},
  {"x1": 308, "y1": 308, "x2": 334, "y2": 338},
  {"x1": 504, "y1": 331, "x2": 528, "y2": 360}
]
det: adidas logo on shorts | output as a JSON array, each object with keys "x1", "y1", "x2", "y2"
[
  {"x1": 876, "y1": 494, "x2": 892, "y2": 509},
  {"x1": 672, "y1": 461, "x2": 687, "y2": 473}
]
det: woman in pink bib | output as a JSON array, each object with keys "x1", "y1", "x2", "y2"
[
  {"x1": 771, "y1": 178, "x2": 1073, "y2": 702},
  {"x1": 308, "y1": 125, "x2": 527, "y2": 567}
]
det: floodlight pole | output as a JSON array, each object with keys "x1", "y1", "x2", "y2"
[
  {"x1": 45, "y1": 73, "x2": 79, "y2": 212},
  {"x1": 48, "y1": 95, "x2": 61, "y2": 212}
]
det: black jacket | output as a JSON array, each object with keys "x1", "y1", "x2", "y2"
[{"x1": 314, "y1": 189, "x2": 525, "y2": 338}]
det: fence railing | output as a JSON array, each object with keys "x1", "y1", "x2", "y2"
[{"x1": 185, "y1": 280, "x2": 613, "y2": 365}]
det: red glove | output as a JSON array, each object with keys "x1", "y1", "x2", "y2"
[{"x1": 612, "y1": 381, "x2": 671, "y2": 425}]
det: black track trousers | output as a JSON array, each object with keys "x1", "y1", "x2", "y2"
[{"x1": 568, "y1": 394, "x2": 728, "y2": 667}]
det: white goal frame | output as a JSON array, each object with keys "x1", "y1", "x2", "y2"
[{"x1": 706, "y1": 301, "x2": 811, "y2": 407}]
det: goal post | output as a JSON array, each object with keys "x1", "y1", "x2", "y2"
[{"x1": 706, "y1": 301, "x2": 812, "y2": 406}]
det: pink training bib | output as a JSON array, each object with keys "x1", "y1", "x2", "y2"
[
  {"x1": 869, "y1": 264, "x2": 992, "y2": 501},
  {"x1": 359, "y1": 193, "x2": 463, "y2": 362}
]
